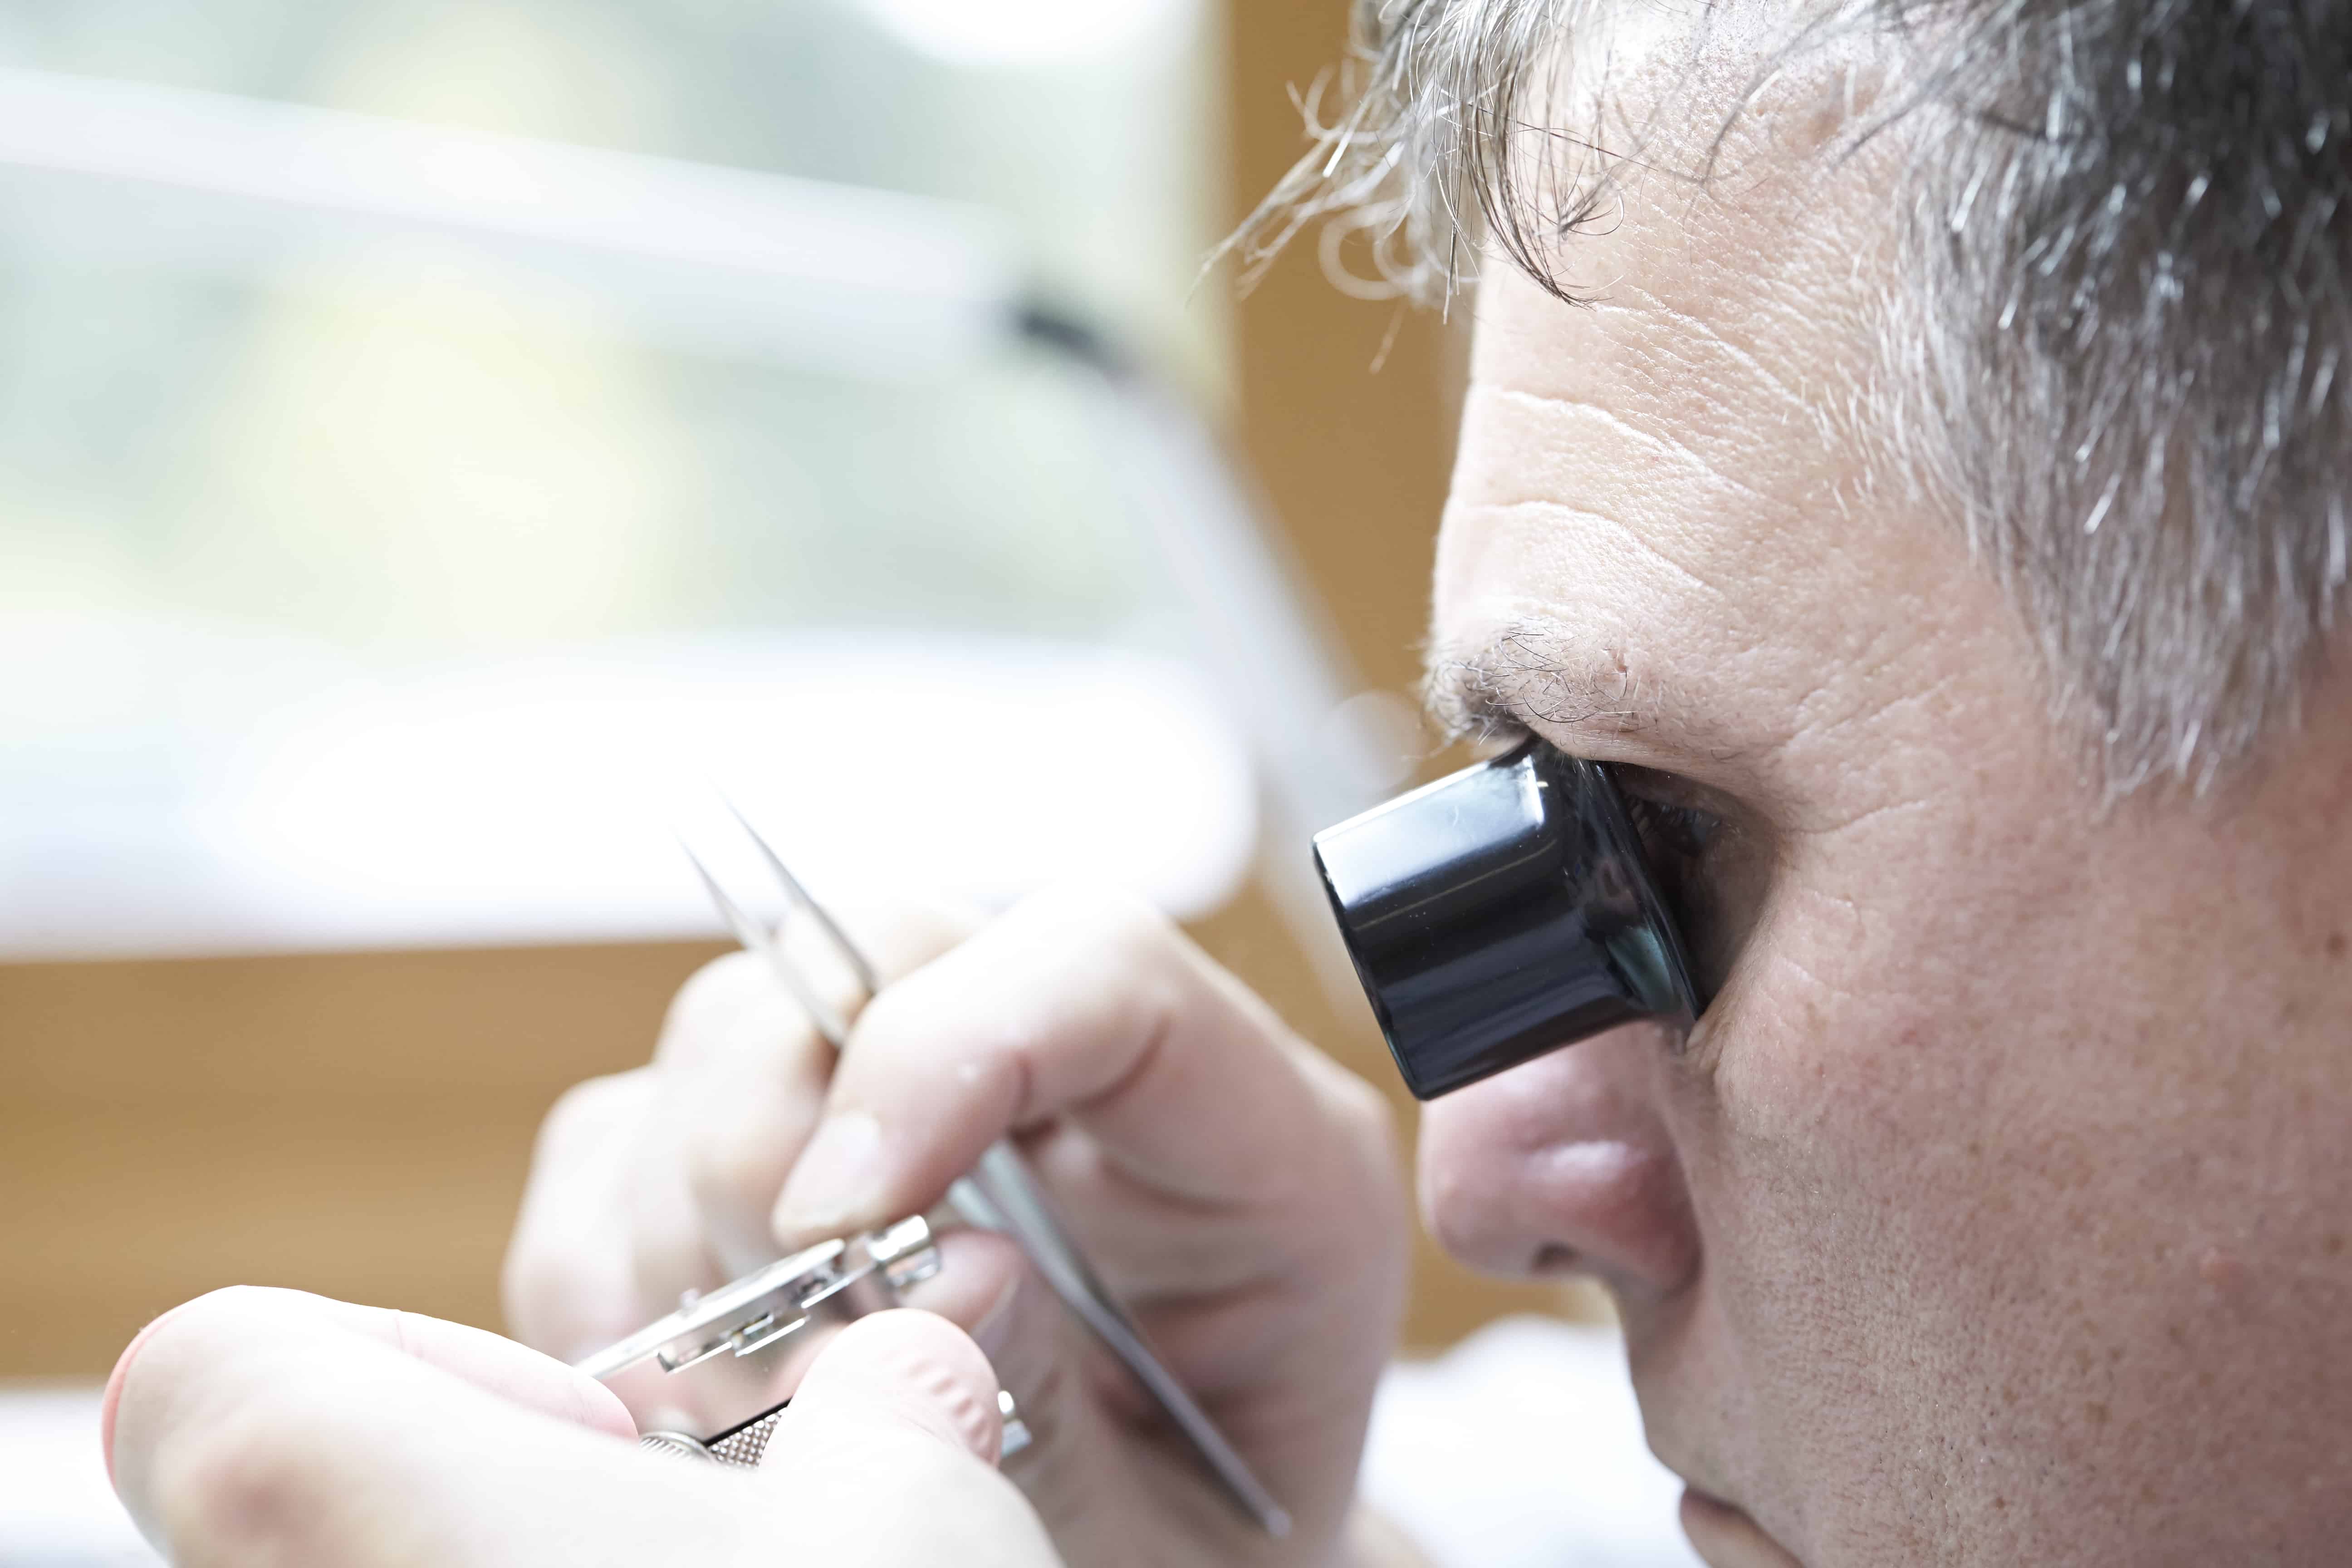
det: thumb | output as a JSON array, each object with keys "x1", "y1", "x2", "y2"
[
  {"x1": 104, "y1": 1288, "x2": 723, "y2": 1568},
  {"x1": 104, "y1": 1287, "x2": 635, "y2": 1485},
  {"x1": 758, "y1": 1310, "x2": 1064, "y2": 1568},
  {"x1": 779, "y1": 1308, "x2": 1006, "y2": 1465}
]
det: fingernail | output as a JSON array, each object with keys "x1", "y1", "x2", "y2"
[
  {"x1": 967, "y1": 1272, "x2": 1021, "y2": 1361},
  {"x1": 101, "y1": 1300, "x2": 197, "y2": 1485},
  {"x1": 774, "y1": 1112, "x2": 886, "y2": 1240}
]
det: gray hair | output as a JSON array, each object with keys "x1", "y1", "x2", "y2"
[{"x1": 1234, "y1": 0, "x2": 2352, "y2": 794}]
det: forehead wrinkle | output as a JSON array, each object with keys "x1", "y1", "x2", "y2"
[
  {"x1": 1485, "y1": 384, "x2": 1780, "y2": 510},
  {"x1": 1602, "y1": 279, "x2": 1832, "y2": 433},
  {"x1": 1450, "y1": 498, "x2": 1730, "y2": 605}
]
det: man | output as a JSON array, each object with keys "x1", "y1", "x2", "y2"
[{"x1": 103, "y1": 1, "x2": 2352, "y2": 1563}]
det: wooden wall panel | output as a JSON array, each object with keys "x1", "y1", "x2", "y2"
[{"x1": 0, "y1": 942, "x2": 722, "y2": 1375}]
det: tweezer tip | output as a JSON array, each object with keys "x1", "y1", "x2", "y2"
[
  {"x1": 714, "y1": 795, "x2": 880, "y2": 997},
  {"x1": 676, "y1": 836, "x2": 768, "y2": 954}
]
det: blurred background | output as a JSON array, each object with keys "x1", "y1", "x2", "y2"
[{"x1": 0, "y1": 0, "x2": 1690, "y2": 1562}]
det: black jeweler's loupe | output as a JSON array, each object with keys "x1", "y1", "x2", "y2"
[{"x1": 1312, "y1": 740, "x2": 1702, "y2": 1100}]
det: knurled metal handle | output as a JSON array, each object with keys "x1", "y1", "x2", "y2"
[{"x1": 639, "y1": 1390, "x2": 1028, "y2": 1470}]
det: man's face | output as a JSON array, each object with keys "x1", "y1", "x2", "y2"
[{"x1": 1416, "y1": 70, "x2": 2352, "y2": 1568}]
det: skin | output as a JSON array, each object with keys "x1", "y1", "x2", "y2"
[
  {"x1": 113, "y1": 25, "x2": 2352, "y2": 1568},
  {"x1": 103, "y1": 1288, "x2": 1055, "y2": 1567},
  {"x1": 503, "y1": 891, "x2": 1410, "y2": 1568},
  {"x1": 1418, "y1": 52, "x2": 2352, "y2": 1568}
]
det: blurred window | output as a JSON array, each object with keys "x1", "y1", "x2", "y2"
[{"x1": 0, "y1": 0, "x2": 1269, "y2": 956}]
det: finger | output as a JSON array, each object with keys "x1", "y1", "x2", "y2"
[
  {"x1": 891, "y1": 1224, "x2": 1094, "y2": 1458},
  {"x1": 667, "y1": 965, "x2": 837, "y2": 1276},
  {"x1": 622, "y1": 951, "x2": 826, "y2": 1293},
  {"x1": 1008, "y1": 1119, "x2": 1289, "y2": 1298},
  {"x1": 644, "y1": 904, "x2": 982, "y2": 1285},
  {"x1": 108, "y1": 1289, "x2": 660, "y2": 1557},
  {"x1": 777, "y1": 1308, "x2": 1003, "y2": 1464},
  {"x1": 756, "y1": 1308, "x2": 1065, "y2": 1568},
  {"x1": 112, "y1": 1288, "x2": 1063, "y2": 1568},
  {"x1": 508, "y1": 904, "x2": 984, "y2": 1365},
  {"x1": 770, "y1": 885, "x2": 1348, "y2": 1249},
  {"x1": 107, "y1": 1287, "x2": 635, "y2": 1482},
  {"x1": 900, "y1": 1226, "x2": 1079, "y2": 1458},
  {"x1": 897, "y1": 1226, "x2": 1028, "y2": 1358},
  {"x1": 652, "y1": 902, "x2": 982, "y2": 1073},
  {"x1": 505, "y1": 1069, "x2": 662, "y2": 1359}
]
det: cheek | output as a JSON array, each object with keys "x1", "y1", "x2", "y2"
[
  {"x1": 1650, "y1": 816, "x2": 2094, "y2": 1523},
  {"x1": 1677, "y1": 840, "x2": 2014, "y2": 1213},
  {"x1": 1660, "y1": 799, "x2": 2352, "y2": 1558},
  {"x1": 1676, "y1": 764, "x2": 2102, "y2": 1224},
  {"x1": 1672, "y1": 892, "x2": 1998, "y2": 1373}
]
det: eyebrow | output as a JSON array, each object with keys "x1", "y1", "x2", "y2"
[{"x1": 1422, "y1": 617, "x2": 1656, "y2": 745}]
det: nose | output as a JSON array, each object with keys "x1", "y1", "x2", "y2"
[{"x1": 1417, "y1": 1024, "x2": 1698, "y2": 1297}]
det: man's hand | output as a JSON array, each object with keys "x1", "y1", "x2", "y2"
[
  {"x1": 505, "y1": 885, "x2": 1411, "y2": 1566},
  {"x1": 106, "y1": 1286, "x2": 1057, "y2": 1566}
]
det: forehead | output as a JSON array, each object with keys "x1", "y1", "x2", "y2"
[{"x1": 1431, "y1": 176, "x2": 2032, "y2": 804}]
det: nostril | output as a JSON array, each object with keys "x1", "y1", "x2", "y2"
[{"x1": 1530, "y1": 1244, "x2": 1583, "y2": 1276}]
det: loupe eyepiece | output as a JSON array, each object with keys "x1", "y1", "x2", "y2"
[{"x1": 1312, "y1": 740, "x2": 1700, "y2": 1100}]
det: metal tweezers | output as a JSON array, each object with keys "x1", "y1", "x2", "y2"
[{"x1": 682, "y1": 806, "x2": 1291, "y2": 1538}]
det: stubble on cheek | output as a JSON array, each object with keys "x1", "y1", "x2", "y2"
[
  {"x1": 1638, "y1": 755, "x2": 2110, "y2": 1561},
  {"x1": 1658, "y1": 745, "x2": 2352, "y2": 1566}
]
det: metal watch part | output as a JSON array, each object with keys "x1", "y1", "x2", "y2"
[
  {"x1": 639, "y1": 1387, "x2": 1032, "y2": 1471},
  {"x1": 995, "y1": 1387, "x2": 1032, "y2": 1457},
  {"x1": 579, "y1": 1215, "x2": 945, "y2": 1461}
]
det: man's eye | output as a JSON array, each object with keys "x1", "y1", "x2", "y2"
[
  {"x1": 1622, "y1": 794, "x2": 1716, "y2": 867},
  {"x1": 1618, "y1": 788, "x2": 1739, "y2": 1002}
]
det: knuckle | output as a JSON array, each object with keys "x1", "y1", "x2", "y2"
[
  {"x1": 838, "y1": 897, "x2": 984, "y2": 978},
  {"x1": 659, "y1": 951, "x2": 769, "y2": 1052},
  {"x1": 844, "y1": 973, "x2": 918, "y2": 1045},
  {"x1": 537, "y1": 1071, "x2": 638, "y2": 1153},
  {"x1": 519, "y1": 1073, "x2": 647, "y2": 1202},
  {"x1": 1021, "y1": 881, "x2": 1173, "y2": 963}
]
